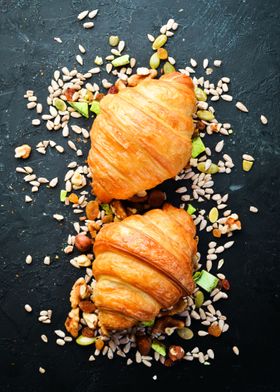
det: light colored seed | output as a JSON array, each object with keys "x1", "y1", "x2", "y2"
[
  {"x1": 27, "y1": 101, "x2": 37, "y2": 109},
  {"x1": 64, "y1": 336, "x2": 73, "y2": 342},
  {"x1": 249, "y1": 206, "x2": 258, "y2": 213},
  {"x1": 203, "y1": 59, "x2": 209, "y2": 69},
  {"x1": 214, "y1": 59, "x2": 222, "y2": 67},
  {"x1": 88, "y1": 9, "x2": 98, "y2": 18},
  {"x1": 32, "y1": 119, "x2": 41, "y2": 126},
  {"x1": 25, "y1": 195, "x2": 32, "y2": 203},
  {"x1": 217, "y1": 273, "x2": 226, "y2": 280},
  {"x1": 172, "y1": 21, "x2": 178, "y2": 30},
  {"x1": 207, "y1": 349, "x2": 214, "y2": 359},
  {"x1": 83, "y1": 21, "x2": 94, "y2": 29},
  {"x1": 41, "y1": 335, "x2": 48, "y2": 343},
  {"x1": 213, "y1": 292, "x2": 224, "y2": 302},
  {"x1": 56, "y1": 338, "x2": 65, "y2": 346},
  {"x1": 24, "y1": 304, "x2": 32, "y2": 312},
  {"x1": 176, "y1": 186, "x2": 187, "y2": 194},
  {"x1": 118, "y1": 40, "x2": 125, "y2": 53},
  {"x1": 221, "y1": 94, "x2": 233, "y2": 102},
  {"x1": 25, "y1": 255, "x2": 32, "y2": 264},
  {"x1": 260, "y1": 115, "x2": 268, "y2": 125},
  {"x1": 198, "y1": 330, "x2": 208, "y2": 336},
  {"x1": 68, "y1": 140, "x2": 77, "y2": 151},
  {"x1": 55, "y1": 145, "x2": 64, "y2": 153},
  {"x1": 39, "y1": 367, "x2": 46, "y2": 374},
  {"x1": 28, "y1": 96, "x2": 37, "y2": 102},
  {"x1": 55, "y1": 330, "x2": 66, "y2": 338},
  {"x1": 206, "y1": 259, "x2": 212, "y2": 272},
  {"x1": 53, "y1": 214, "x2": 64, "y2": 221},
  {"x1": 49, "y1": 177, "x2": 58, "y2": 188},
  {"x1": 160, "y1": 25, "x2": 167, "y2": 34},
  {"x1": 209, "y1": 207, "x2": 219, "y2": 223},
  {"x1": 62, "y1": 125, "x2": 69, "y2": 137},
  {"x1": 190, "y1": 58, "x2": 197, "y2": 67},
  {"x1": 215, "y1": 246, "x2": 224, "y2": 254},
  {"x1": 76, "y1": 55, "x2": 83, "y2": 65},
  {"x1": 168, "y1": 56, "x2": 176, "y2": 65},
  {"x1": 36, "y1": 103, "x2": 43, "y2": 113},
  {"x1": 77, "y1": 10, "x2": 89, "y2": 20},
  {"x1": 224, "y1": 240, "x2": 234, "y2": 249},
  {"x1": 232, "y1": 346, "x2": 239, "y2": 355},
  {"x1": 106, "y1": 63, "x2": 113, "y2": 73},
  {"x1": 147, "y1": 33, "x2": 155, "y2": 42},
  {"x1": 242, "y1": 153, "x2": 254, "y2": 161},
  {"x1": 236, "y1": 101, "x2": 248, "y2": 112},
  {"x1": 215, "y1": 140, "x2": 224, "y2": 153},
  {"x1": 43, "y1": 256, "x2": 51, "y2": 265}
]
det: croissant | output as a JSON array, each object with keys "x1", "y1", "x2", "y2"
[
  {"x1": 92, "y1": 203, "x2": 197, "y2": 331},
  {"x1": 88, "y1": 72, "x2": 196, "y2": 202}
]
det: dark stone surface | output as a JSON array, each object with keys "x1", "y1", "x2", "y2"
[{"x1": 0, "y1": 0, "x2": 279, "y2": 391}]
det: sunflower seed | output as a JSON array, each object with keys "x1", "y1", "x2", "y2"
[
  {"x1": 232, "y1": 346, "x2": 239, "y2": 355},
  {"x1": 25, "y1": 255, "x2": 33, "y2": 264},
  {"x1": 215, "y1": 140, "x2": 224, "y2": 153},
  {"x1": 53, "y1": 214, "x2": 64, "y2": 221},
  {"x1": 198, "y1": 330, "x2": 208, "y2": 336},
  {"x1": 242, "y1": 153, "x2": 254, "y2": 161},
  {"x1": 224, "y1": 240, "x2": 234, "y2": 249},
  {"x1": 41, "y1": 334, "x2": 48, "y2": 343},
  {"x1": 235, "y1": 101, "x2": 248, "y2": 112},
  {"x1": 77, "y1": 10, "x2": 89, "y2": 20},
  {"x1": 39, "y1": 367, "x2": 46, "y2": 374},
  {"x1": 76, "y1": 55, "x2": 83, "y2": 65},
  {"x1": 55, "y1": 330, "x2": 65, "y2": 338},
  {"x1": 49, "y1": 177, "x2": 58, "y2": 188},
  {"x1": 32, "y1": 119, "x2": 41, "y2": 126},
  {"x1": 249, "y1": 206, "x2": 258, "y2": 213},
  {"x1": 24, "y1": 304, "x2": 32, "y2": 312},
  {"x1": 147, "y1": 34, "x2": 155, "y2": 42},
  {"x1": 68, "y1": 140, "x2": 77, "y2": 151},
  {"x1": 214, "y1": 59, "x2": 222, "y2": 67},
  {"x1": 203, "y1": 59, "x2": 209, "y2": 69},
  {"x1": 25, "y1": 195, "x2": 32, "y2": 203},
  {"x1": 221, "y1": 94, "x2": 233, "y2": 102},
  {"x1": 27, "y1": 101, "x2": 36, "y2": 109},
  {"x1": 28, "y1": 96, "x2": 37, "y2": 102},
  {"x1": 260, "y1": 115, "x2": 268, "y2": 125},
  {"x1": 56, "y1": 338, "x2": 65, "y2": 346},
  {"x1": 55, "y1": 145, "x2": 64, "y2": 153},
  {"x1": 88, "y1": 9, "x2": 98, "y2": 18},
  {"x1": 78, "y1": 44, "x2": 86, "y2": 54},
  {"x1": 43, "y1": 256, "x2": 51, "y2": 265},
  {"x1": 83, "y1": 22, "x2": 94, "y2": 29}
]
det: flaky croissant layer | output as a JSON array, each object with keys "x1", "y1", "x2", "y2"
[
  {"x1": 88, "y1": 72, "x2": 196, "y2": 202},
  {"x1": 92, "y1": 204, "x2": 197, "y2": 331}
]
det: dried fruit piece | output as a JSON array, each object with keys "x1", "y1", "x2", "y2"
[
  {"x1": 108, "y1": 85, "x2": 118, "y2": 94},
  {"x1": 213, "y1": 228, "x2": 222, "y2": 238},
  {"x1": 148, "y1": 189, "x2": 166, "y2": 208},
  {"x1": 136, "y1": 335, "x2": 152, "y2": 355},
  {"x1": 15, "y1": 144, "x2": 32, "y2": 159},
  {"x1": 64, "y1": 88, "x2": 76, "y2": 101},
  {"x1": 152, "y1": 34, "x2": 167, "y2": 50},
  {"x1": 69, "y1": 193, "x2": 79, "y2": 204},
  {"x1": 168, "y1": 345, "x2": 185, "y2": 361},
  {"x1": 177, "y1": 327, "x2": 194, "y2": 340},
  {"x1": 75, "y1": 234, "x2": 92, "y2": 252},
  {"x1": 81, "y1": 327, "x2": 95, "y2": 338},
  {"x1": 163, "y1": 62, "x2": 175, "y2": 74},
  {"x1": 157, "y1": 48, "x2": 168, "y2": 59},
  {"x1": 86, "y1": 200, "x2": 100, "y2": 220},
  {"x1": 95, "y1": 338, "x2": 105, "y2": 351},
  {"x1": 209, "y1": 207, "x2": 219, "y2": 223},
  {"x1": 242, "y1": 160, "x2": 253, "y2": 172},
  {"x1": 208, "y1": 324, "x2": 222, "y2": 337}
]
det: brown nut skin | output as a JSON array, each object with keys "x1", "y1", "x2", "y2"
[
  {"x1": 148, "y1": 190, "x2": 166, "y2": 208},
  {"x1": 152, "y1": 317, "x2": 185, "y2": 335},
  {"x1": 74, "y1": 234, "x2": 93, "y2": 252},
  {"x1": 136, "y1": 335, "x2": 152, "y2": 356},
  {"x1": 168, "y1": 345, "x2": 185, "y2": 361},
  {"x1": 164, "y1": 358, "x2": 175, "y2": 367}
]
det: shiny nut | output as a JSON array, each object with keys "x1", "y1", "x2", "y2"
[
  {"x1": 15, "y1": 144, "x2": 32, "y2": 159},
  {"x1": 136, "y1": 335, "x2": 152, "y2": 355},
  {"x1": 168, "y1": 345, "x2": 185, "y2": 361},
  {"x1": 75, "y1": 234, "x2": 92, "y2": 252},
  {"x1": 152, "y1": 317, "x2": 185, "y2": 334}
]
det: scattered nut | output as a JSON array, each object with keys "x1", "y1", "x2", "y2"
[
  {"x1": 15, "y1": 144, "x2": 32, "y2": 159},
  {"x1": 168, "y1": 345, "x2": 185, "y2": 361},
  {"x1": 75, "y1": 254, "x2": 92, "y2": 267},
  {"x1": 79, "y1": 300, "x2": 96, "y2": 313},
  {"x1": 69, "y1": 277, "x2": 90, "y2": 308},
  {"x1": 82, "y1": 312, "x2": 98, "y2": 329},
  {"x1": 74, "y1": 234, "x2": 93, "y2": 252}
]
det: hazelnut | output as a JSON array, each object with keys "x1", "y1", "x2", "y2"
[
  {"x1": 136, "y1": 335, "x2": 152, "y2": 355},
  {"x1": 75, "y1": 234, "x2": 92, "y2": 252},
  {"x1": 15, "y1": 144, "x2": 32, "y2": 159},
  {"x1": 148, "y1": 190, "x2": 166, "y2": 208},
  {"x1": 168, "y1": 345, "x2": 185, "y2": 361}
]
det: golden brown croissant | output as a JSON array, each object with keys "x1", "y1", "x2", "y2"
[
  {"x1": 88, "y1": 72, "x2": 196, "y2": 202},
  {"x1": 92, "y1": 203, "x2": 197, "y2": 331}
]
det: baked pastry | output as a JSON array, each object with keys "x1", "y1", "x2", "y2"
[
  {"x1": 88, "y1": 72, "x2": 196, "y2": 202},
  {"x1": 92, "y1": 203, "x2": 197, "y2": 331}
]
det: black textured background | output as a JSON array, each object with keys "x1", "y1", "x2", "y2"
[{"x1": 0, "y1": 0, "x2": 280, "y2": 391}]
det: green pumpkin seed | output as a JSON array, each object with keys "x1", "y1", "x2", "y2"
[
  {"x1": 197, "y1": 162, "x2": 219, "y2": 174},
  {"x1": 163, "y1": 62, "x2": 175, "y2": 74},
  {"x1": 112, "y1": 54, "x2": 130, "y2": 67},
  {"x1": 177, "y1": 327, "x2": 194, "y2": 340},
  {"x1": 194, "y1": 290, "x2": 204, "y2": 308},
  {"x1": 76, "y1": 335, "x2": 96, "y2": 346},
  {"x1": 149, "y1": 52, "x2": 160, "y2": 69},
  {"x1": 109, "y1": 35, "x2": 119, "y2": 47},
  {"x1": 151, "y1": 340, "x2": 166, "y2": 356},
  {"x1": 197, "y1": 110, "x2": 215, "y2": 121},
  {"x1": 152, "y1": 34, "x2": 167, "y2": 50},
  {"x1": 195, "y1": 87, "x2": 207, "y2": 102},
  {"x1": 53, "y1": 98, "x2": 67, "y2": 112}
]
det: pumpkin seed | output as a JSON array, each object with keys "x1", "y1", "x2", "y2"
[
  {"x1": 163, "y1": 62, "x2": 175, "y2": 74},
  {"x1": 112, "y1": 54, "x2": 130, "y2": 67},
  {"x1": 157, "y1": 48, "x2": 168, "y2": 60},
  {"x1": 194, "y1": 291, "x2": 204, "y2": 308},
  {"x1": 195, "y1": 87, "x2": 207, "y2": 102},
  {"x1": 177, "y1": 327, "x2": 194, "y2": 340},
  {"x1": 53, "y1": 98, "x2": 66, "y2": 112},
  {"x1": 209, "y1": 207, "x2": 219, "y2": 223},
  {"x1": 242, "y1": 159, "x2": 253, "y2": 172},
  {"x1": 149, "y1": 52, "x2": 160, "y2": 69},
  {"x1": 197, "y1": 162, "x2": 219, "y2": 174},
  {"x1": 197, "y1": 110, "x2": 214, "y2": 121},
  {"x1": 109, "y1": 35, "x2": 119, "y2": 47},
  {"x1": 76, "y1": 335, "x2": 96, "y2": 346},
  {"x1": 152, "y1": 34, "x2": 167, "y2": 50}
]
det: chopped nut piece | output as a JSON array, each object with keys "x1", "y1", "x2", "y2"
[
  {"x1": 65, "y1": 308, "x2": 80, "y2": 337},
  {"x1": 111, "y1": 200, "x2": 127, "y2": 220},
  {"x1": 168, "y1": 345, "x2": 185, "y2": 361},
  {"x1": 81, "y1": 327, "x2": 95, "y2": 338},
  {"x1": 75, "y1": 254, "x2": 92, "y2": 267},
  {"x1": 83, "y1": 312, "x2": 98, "y2": 329},
  {"x1": 69, "y1": 277, "x2": 90, "y2": 308},
  {"x1": 79, "y1": 300, "x2": 96, "y2": 313},
  {"x1": 15, "y1": 144, "x2": 32, "y2": 159},
  {"x1": 152, "y1": 317, "x2": 184, "y2": 334}
]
